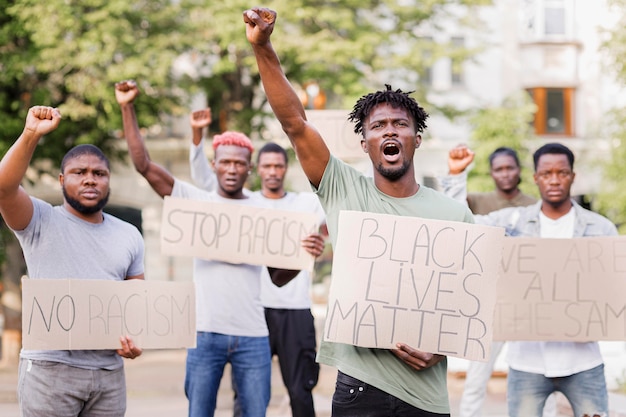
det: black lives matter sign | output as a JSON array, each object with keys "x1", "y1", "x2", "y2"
[{"x1": 324, "y1": 210, "x2": 505, "y2": 361}]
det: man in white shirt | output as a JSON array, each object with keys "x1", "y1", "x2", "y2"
[
  {"x1": 189, "y1": 108, "x2": 325, "y2": 417},
  {"x1": 440, "y1": 145, "x2": 559, "y2": 417},
  {"x1": 444, "y1": 142, "x2": 615, "y2": 417}
]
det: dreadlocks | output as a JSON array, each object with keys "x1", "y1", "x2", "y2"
[{"x1": 348, "y1": 84, "x2": 429, "y2": 136}]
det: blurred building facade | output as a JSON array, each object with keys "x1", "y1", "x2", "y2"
[{"x1": 418, "y1": 0, "x2": 624, "y2": 196}]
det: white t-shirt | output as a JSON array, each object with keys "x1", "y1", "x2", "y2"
[
  {"x1": 188, "y1": 140, "x2": 326, "y2": 309},
  {"x1": 506, "y1": 207, "x2": 603, "y2": 377},
  {"x1": 539, "y1": 207, "x2": 575, "y2": 238},
  {"x1": 172, "y1": 179, "x2": 269, "y2": 337},
  {"x1": 257, "y1": 192, "x2": 326, "y2": 309}
]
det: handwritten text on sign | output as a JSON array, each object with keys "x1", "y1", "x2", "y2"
[
  {"x1": 323, "y1": 211, "x2": 505, "y2": 361},
  {"x1": 161, "y1": 196, "x2": 318, "y2": 270},
  {"x1": 494, "y1": 236, "x2": 626, "y2": 341},
  {"x1": 22, "y1": 278, "x2": 196, "y2": 350}
]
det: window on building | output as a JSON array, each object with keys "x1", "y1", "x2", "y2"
[
  {"x1": 451, "y1": 36, "x2": 464, "y2": 86},
  {"x1": 544, "y1": 0, "x2": 566, "y2": 35},
  {"x1": 527, "y1": 87, "x2": 574, "y2": 135},
  {"x1": 521, "y1": 0, "x2": 572, "y2": 39}
]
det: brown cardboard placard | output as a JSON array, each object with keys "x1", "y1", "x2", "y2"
[
  {"x1": 494, "y1": 236, "x2": 626, "y2": 341},
  {"x1": 323, "y1": 210, "x2": 505, "y2": 361},
  {"x1": 22, "y1": 278, "x2": 196, "y2": 350},
  {"x1": 161, "y1": 196, "x2": 318, "y2": 271}
]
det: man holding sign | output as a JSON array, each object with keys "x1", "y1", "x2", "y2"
[
  {"x1": 245, "y1": 7, "x2": 475, "y2": 416},
  {"x1": 440, "y1": 146, "x2": 557, "y2": 417},
  {"x1": 0, "y1": 107, "x2": 145, "y2": 417},
  {"x1": 189, "y1": 118, "x2": 325, "y2": 417},
  {"x1": 115, "y1": 80, "x2": 319, "y2": 417},
  {"x1": 445, "y1": 142, "x2": 616, "y2": 417},
  {"x1": 190, "y1": 119, "x2": 326, "y2": 417}
]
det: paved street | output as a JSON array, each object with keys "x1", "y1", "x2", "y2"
[
  {"x1": 5, "y1": 348, "x2": 626, "y2": 416},
  {"x1": 0, "y1": 348, "x2": 512, "y2": 417},
  {"x1": 1, "y1": 343, "x2": 625, "y2": 416}
]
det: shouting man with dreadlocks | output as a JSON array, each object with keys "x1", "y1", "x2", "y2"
[{"x1": 245, "y1": 7, "x2": 474, "y2": 417}]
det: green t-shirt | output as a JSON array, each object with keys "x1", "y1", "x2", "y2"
[{"x1": 315, "y1": 155, "x2": 474, "y2": 413}]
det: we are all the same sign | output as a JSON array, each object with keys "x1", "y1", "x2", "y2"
[{"x1": 494, "y1": 236, "x2": 626, "y2": 341}]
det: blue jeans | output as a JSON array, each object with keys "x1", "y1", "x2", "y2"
[
  {"x1": 184, "y1": 332, "x2": 271, "y2": 417},
  {"x1": 507, "y1": 365, "x2": 608, "y2": 417},
  {"x1": 332, "y1": 371, "x2": 450, "y2": 417}
]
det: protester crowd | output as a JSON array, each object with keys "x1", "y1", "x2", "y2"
[{"x1": 1, "y1": 6, "x2": 619, "y2": 417}]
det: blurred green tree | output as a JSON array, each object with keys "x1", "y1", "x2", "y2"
[
  {"x1": 179, "y1": 0, "x2": 491, "y2": 135},
  {"x1": 1, "y1": 0, "x2": 493, "y2": 163},
  {"x1": 0, "y1": 0, "x2": 192, "y2": 362},
  {"x1": 595, "y1": 0, "x2": 626, "y2": 232},
  {"x1": 596, "y1": 109, "x2": 626, "y2": 232},
  {"x1": 0, "y1": 0, "x2": 191, "y2": 166}
]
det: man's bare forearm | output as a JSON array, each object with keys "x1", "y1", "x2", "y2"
[{"x1": 252, "y1": 42, "x2": 307, "y2": 132}]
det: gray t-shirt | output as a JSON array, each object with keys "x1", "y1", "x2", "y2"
[{"x1": 15, "y1": 198, "x2": 144, "y2": 370}]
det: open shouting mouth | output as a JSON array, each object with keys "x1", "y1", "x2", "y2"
[{"x1": 382, "y1": 142, "x2": 401, "y2": 162}]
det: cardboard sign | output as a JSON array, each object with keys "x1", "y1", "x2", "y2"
[
  {"x1": 22, "y1": 278, "x2": 196, "y2": 350},
  {"x1": 323, "y1": 210, "x2": 505, "y2": 361},
  {"x1": 161, "y1": 196, "x2": 318, "y2": 271},
  {"x1": 494, "y1": 236, "x2": 626, "y2": 341},
  {"x1": 305, "y1": 110, "x2": 368, "y2": 160}
]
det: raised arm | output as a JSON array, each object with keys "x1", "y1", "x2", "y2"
[
  {"x1": 115, "y1": 80, "x2": 175, "y2": 198},
  {"x1": 448, "y1": 144, "x2": 475, "y2": 175},
  {"x1": 189, "y1": 108, "x2": 217, "y2": 192},
  {"x1": 0, "y1": 106, "x2": 61, "y2": 230},
  {"x1": 439, "y1": 144, "x2": 476, "y2": 205},
  {"x1": 244, "y1": 7, "x2": 330, "y2": 187}
]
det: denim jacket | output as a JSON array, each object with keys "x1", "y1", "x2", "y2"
[{"x1": 439, "y1": 172, "x2": 618, "y2": 237}]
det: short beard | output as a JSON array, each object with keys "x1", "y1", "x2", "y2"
[
  {"x1": 63, "y1": 187, "x2": 110, "y2": 215},
  {"x1": 219, "y1": 184, "x2": 244, "y2": 198},
  {"x1": 263, "y1": 182, "x2": 283, "y2": 194},
  {"x1": 376, "y1": 160, "x2": 411, "y2": 181}
]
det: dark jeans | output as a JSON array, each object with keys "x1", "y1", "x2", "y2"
[
  {"x1": 332, "y1": 371, "x2": 450, "y2": 417},
  {"x1": 232, "y1": 308, "x2": 319, "y2": 417},
  {"x1": 266, "y1": 308, "x2": 319, "y2": 417}
]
